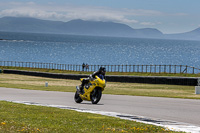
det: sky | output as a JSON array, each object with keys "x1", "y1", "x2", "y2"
[{"x1": 0, "y1": 0, "x2": 199, "y2": 34}]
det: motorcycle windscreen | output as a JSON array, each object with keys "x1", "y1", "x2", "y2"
[{"x1": 98, "y1": 74, "x2": 104, "y2": 80}]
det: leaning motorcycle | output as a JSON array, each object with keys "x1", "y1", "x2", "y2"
[{"x1": 74, "y1": 75, "x2": 106, "y2": 104}]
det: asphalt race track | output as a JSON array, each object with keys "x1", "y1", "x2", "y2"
[{"x1": 1, "y1": 87, "x2": 200, "y2": 132}]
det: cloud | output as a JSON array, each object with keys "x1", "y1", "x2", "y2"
[
  {"x1": 140, "y1": 22, "x2": 162, "y2": 26},
  {"x1": 0, "y1": 1, "x2": 187, "y2": 26},
  {"x1": 0, "y1": 2, "x2": 140, "y2": 24},
  {"x1": 122, "y1": 9, "x2": 164, "y2": 16},
  {"x1": 0, "y1": 8, "x2": 66, "y2": 20}
]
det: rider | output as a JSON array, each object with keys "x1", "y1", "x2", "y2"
[{"x1": 79, "y1": 67, "x2": 106, "y2": 93}]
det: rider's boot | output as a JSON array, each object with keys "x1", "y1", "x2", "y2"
[
  {"x1": 76, "y1": 85, "x2": 83, "y2": 93},
  {"x1": 79, "y1": 85, "x2": 84, "y2": 94}
]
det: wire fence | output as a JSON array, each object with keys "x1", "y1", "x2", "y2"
[{"x1": 0, "y1": 61, "x2": 200, "y2": 74}]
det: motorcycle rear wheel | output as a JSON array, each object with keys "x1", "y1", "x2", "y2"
[
  {"x1": 91, "y1": 88, "x2": 102, "y2": 104},
  {"x1": 74, "y1": 91, "x2": 83, "y2": 103}
]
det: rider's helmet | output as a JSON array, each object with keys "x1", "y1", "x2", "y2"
[{"x1": 99, "y1": 67, "x2": 106, "y2": 75}]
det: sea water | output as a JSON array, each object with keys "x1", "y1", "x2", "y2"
[{"x1": 0, "y1": 31, "x2": 200, "y2": 68}]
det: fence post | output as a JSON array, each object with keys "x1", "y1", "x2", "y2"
[
  {"x1": 193, "y1": 67, "x2": 195, "y2": 74},
  {"x1": 174, "y1": 65, "x2": 176, "y2": 74},
  {"x1": 145, "y1": 65, "x2": 147, "y2": 73},
  {"x1": 141, "y1": 65, "x2": 143, "y2": 73},
  {"x1": 180, "y1": 65, "x2": 182, "y2": 73},
  {"x1": 164, "y1": 65, "x2": 166, "y2": 73},
  {"x1": 150, "y1": 65, "x2": 152, "y2": 73},
  {"x1": 186, "y1": 65, "x2": 188, "y2": 73},
  {"x1": 137, "y1": 65, "x2": 139, "y2": 72}
]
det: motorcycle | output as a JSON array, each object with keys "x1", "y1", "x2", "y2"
[{"x1": 74, "y1": 75, "x2": 106, "y2": 104}]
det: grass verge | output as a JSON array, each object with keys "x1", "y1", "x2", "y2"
[
  {"x1": 0, "y1": 73, "x2": 200, "y2": 99},
  {"x1": 0, "y1": 101, "x2": 180, "y2": 132}
]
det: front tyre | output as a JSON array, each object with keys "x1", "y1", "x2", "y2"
[
  {"x1": 74, "y1": 91, "x2": 83, "y2": 103},
  {"x1": 91, "y1": 88, "x2": 102, "y2": 104}
]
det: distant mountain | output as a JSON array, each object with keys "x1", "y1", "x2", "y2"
[
  {"x1": 165, "y1": 28, "x2": 200, "y2": 40},
  {"x1": 0, "y1": 16, "x2": 200, "y2": 40},
  {"x1": 0, "y1": 17, "x2": 63, "y2": 33},
  {"x1": 58, "y1": 19, "x2": 137, "y2": 37},
  {"x1": 0, "y1": 16, "x2": 163, "y2": 39}
]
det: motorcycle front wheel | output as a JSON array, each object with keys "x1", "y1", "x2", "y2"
[
  {"x1": 91, "y1": 88, "x2": 102, "y2": 104},
  {"x1": 74, "y1": 91, "x2": 83, "y2": 103}
]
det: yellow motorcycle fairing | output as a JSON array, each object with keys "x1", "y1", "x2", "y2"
[{"x1": 79, "y1": 76, "x2": 106, "y2": 101}]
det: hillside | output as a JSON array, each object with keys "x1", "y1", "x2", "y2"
[
  {"x1": 0, "y1": 16, "x2": 200, "y2": 40},
  {"x1": 165, "y1": 28, "x2": 200, "y2": 40},
  {"x1": 0, "y1": 16, "x2": 163, "y2": 39}
]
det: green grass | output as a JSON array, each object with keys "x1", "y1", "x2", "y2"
[
  {"x1": 1, "y1": 66, "x2": 200, "y2": 77},
  {"x1": 0, "y1": 73, "x2": 200, "y2": 99},
  {"x1": 0, "y1": 101, "x2": 180, "y2": 132},
  {"x1": 106, "y1": 82, "x2": 200, "y2": 99}
]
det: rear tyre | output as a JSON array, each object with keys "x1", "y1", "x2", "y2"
[
  {"x1": 91, "y1": 88, "x2": 102, "y2": 104},
  {"x1": 74, "y1": 91, "x2": 83, "y2": 103}
]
